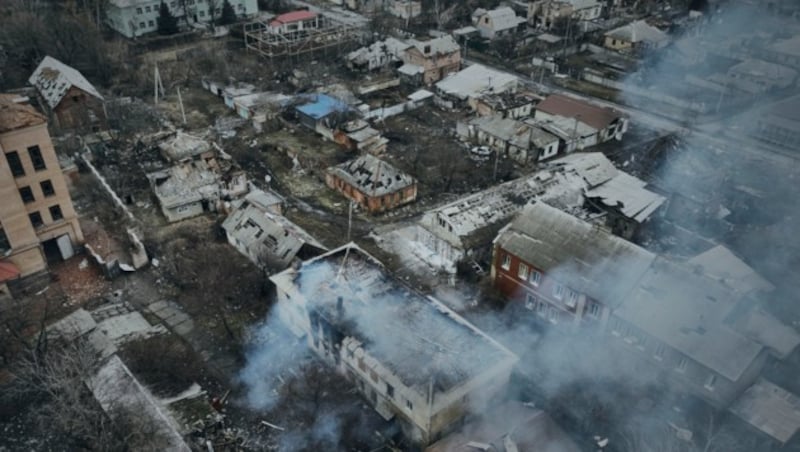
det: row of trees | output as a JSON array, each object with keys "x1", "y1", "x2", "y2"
[{"x1": 156, "y1": 0, "x2": 238, "y2": 35}]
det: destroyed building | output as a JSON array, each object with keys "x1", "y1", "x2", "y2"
[
  {"x1": 347, "y1": 37, "x2": 411, "y2": 72},
  {"x1": 491, "y1": 202, "x2": 800, "y2": 408},
  {"x1": 146, "y1": 143, "x2": 248, "y2": 222},
  {"x1": 222, "y1": 189, "x2": 326, "y2": 271},
  {"x1": 400, "y1": 36, "x2": 462, "y2": 86},
  {"x1": 0, "y1": 93, "x2": 84, "y2": 285},
  {"x1": 334, "y1": 119, "x2": 389, "y2": 155},
  {"x1": 28, "y1": 56, "x2": 107, "y2": 132},
  {"x1": 269, "y1": 244, "x2": 519, "y2": 446},
  {"x1": 473, "y1": 91, "x2": 543, "y2": 119},
  {"x1": 325, "y1": 154, "x2": 417, "y2": 214},
  {"x1": 415, "y1": 152, "x2": 662, "y2": 274}
]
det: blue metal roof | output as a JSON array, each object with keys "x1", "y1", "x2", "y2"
[{"x1": 296, "y1": 94, "x2": 349, "y2": 120}]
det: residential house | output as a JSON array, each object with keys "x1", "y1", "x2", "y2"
[
  {"x1": 425, "y1": 401, "x2": 581, "y2": 452},
  {"x1": 603, "y1": 20, "x2": 669, "y2": 52},
  {"x1": 0, "y1": 94, "x2": 84, "y2": 283},
  {"x1": 347, "y1": 37, "x2": 411, "y2": 72},
  {"x1": 726, "y1": 59, "x2": 797, "y2": 93},
  {"x1": 325, "y1": 154, "x2": 417, "y2": 213},
  {"x1": 491, "y1": 203, "x2": 800, "y2": 408},
  {"x1": 534, "y1": 94, "x2": 628, "y2": 144},
  {"x1": 527, "y1": 116, "x2": 599, "y2": 154},
  {"x1": 294, "y1": 93, "x2": 353, "y2": 138},
  {"x1": 222, "y1": 189, "x2": 326, "y2": 271},
  {"x1": 400, "y1": 36, "x2": 462, "y2": 86},
  {"x1": 474, "y1": 6, "x2": 526, "y2": 40},
  {"x1": 334, "y1": 119, "x2": 389, "y2": 155},
  {"x1": 389, "y1": 0, "x2": 421, "y2": 19},
  {"x1": 528, "y1": 0, "x2": 602, "y2": 29},
  {"x1": 753, "y1": 95, "x2": 800, "y2": 149},
  {"x1": 146, "y1": 154, "x2": 248, "y2": 222},
  {"x1": 269, "y1": 244, "x2": 518, "y2": 446},
  {"x1": 269, "y1": 10, "x2": 321, "y2": 34},
  {"x1": 473, "y1": 91, "x2": 543, "y2": 119},
  {"x1": 106, "y1": 0, "x2": 258, "y2": 38},
  {"x1": 435, "y1": 64, "x2": 519, "y2": 110},
  {"x1": 231, "y1": 92, "x2": 293, "y2": 121},
  {"x1": 28, "y1": 56, "x2": 106, "y2": 132},
  {"x1": 456, "y1": 115, "x2": 559, "y2": 164}
]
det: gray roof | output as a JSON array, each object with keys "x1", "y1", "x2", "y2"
[
  {"x1": 496, "y1": 202, "x2": 655, "y2": 306},
  {"x1": 730, "y1": 378, "x2": 800, "y2": 444},
  {"x1": 728, "y1": 307, "x2": 800, "y2": 360},
  {"x1": 605, "y1": 20, "x2": 668, "y2": 44},
  {"x1": 407, "y1": 35, "x2": 460, "y2": 56},
  {"x1": 436, "y1": 64, "x2": 518, "y2": 100},
  {"x1": 270, "y1": 244, "x2": 518, "y2": 392},
  {"x1": 615, "y1": 258, "x2": 764, "y2": 382},
  {"x1": 222, "y1": 201, "x2": 325, "y2": 268},
  {"x1": 689, "y1": 245, "x2": 775, "y2": 294},
  {"x1": 480, "y1": 7, "x2": 525, "y2": 32},
  {"x1": 347, "y1": 37, "x2": 411, "y2": 64},
  {"x1": 29, "y1": 56, "x2": 103, "y2": 109},
  {"x1": 327, "y1": 154, "x2": 415, "y2": 198}
]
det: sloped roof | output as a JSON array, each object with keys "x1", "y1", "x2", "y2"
[
  {"x1": 536, "y1": 94, "x2": 624, "y2": 130},
  {"x1": 605, "y1": 20, "x2": 668, "y2": 44},
  {"x1": 496, "y1": 202, "x2": 656, "y2": 306},
  {"x1": 730, "y1": 379, "x2": 800, "y2": 444},
  {"x1": 407, "y1": 35, "x2": 460, "y2": 56},
  {"x1": 615, "y1": 258, "x2": 764, "y2": 382},
  {"x1": 481, "y1": 7, "x2": 525, "y2": 31},
  {"x1": 0, "y1": 94, "x2": 46, "y2": 133},
  {"x1": 689, "y1": 245, "x2": 775, "y2": 294},
  {"x1": 327, "y1": 154, "x2": 415, "y2": 198},
  {"x1": 436, "y1": 64, "x2": 518, "y2": 100},
  {"x1": 29, "y1": 56, "x2": 103, "y2": 109},
  {"x1": 270, "y1": 10, "x2": 317, "y2": 26}
]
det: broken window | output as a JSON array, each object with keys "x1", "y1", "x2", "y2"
[
  {"x1": 28, "y1": 146, "x2": 45, "y2": 171},
  {"x1": 501, "y1": 254, "x2": 511, "y2": 271},
  {"x1": 529, "y1": 270, "x2": 541, "y2": 286},
  {"x1": 49, "y1": 205, "x2": 63, "y2": 221},
  {"x1": 136, "y1": 7, "x2": 142, "y2": 13},
  {"x1": 386, "y1": 383, "x2": 394, "y2": 399},
  {"x1": 525, "y1": 294, "x2": 537, "y2": 311},
  {"x1": 0, "y1": 227, "x2": 10, "y2": 253},
  {"x1": 19, "y1": 186, "x2": 35, "y2": 204},
  {"x1": 29, "y1": 211, "x2": 43, "y2": 229},
  {"x1": 5, "y1": 151, "x2": 25, "y2": 177},
  {"x1": 518, "y1": 262, "x2": 529, "y2": 280},
  {"x1": 40, "y1": 180, "x2": 55, "y2": 197}
]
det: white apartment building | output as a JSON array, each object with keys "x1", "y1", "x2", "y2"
[{"x1": 106, "y1": 0, "x2": 258, "y2": 38}]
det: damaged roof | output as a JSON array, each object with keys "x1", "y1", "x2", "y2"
[
  {"x1": 158, "y1": 132, "x2": 211, "y2": 162},
  {"x1": 605, "y1": 20, "x2": 668, "y2": 45},
  {"x1": 29, "y1": 56, "x2": 103, "y2": 109},
  {"x1": 407, "y1": 35, "x2": 460, "y2": 56},
  {"x1": 328, "y1": 154, "x2": 415, "y2": 197},
  {"x1": 496, "y1": 202, "x2": 656, "y2": 306},
  {"x1": 0, "y1": 94, "x2": 46, "y2": 133},
  {"x1": 536, "y1": 94, "x2": 624, "y2": 130},
  {"x1": 222, "y1": 195, "x2": 325, "y2": 268},
  {"x1": 271, "y1": 244, "x2": 518, "y2": 393},
  {"x1": 347, "y1": 37, "x2": 411, "y2": 64},
  {"x1": 146, "y1": 160, "x2": 221, "y2": 209}
]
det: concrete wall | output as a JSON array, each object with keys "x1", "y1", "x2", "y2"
[{"x1": 325, "y1": 173, "x2": 417, "y2": 214}]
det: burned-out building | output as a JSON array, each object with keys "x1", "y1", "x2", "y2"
[
  {"x1": 222, "y1": 189, "x2": 326, "y2": 271},
  {"x1": 534, "y1": 94, "x2": 628, "y2": 146},
  {"x1": 457, "y1": 114, "x2": 560, "y2": 164},
  {"x1": 347, "y1": 37, "x2": 411, "y2": 72},
  {"x1": 146, "y1": 152, "x2": 248, "y2": 223},
  {"x1": 325, "y1": 154, "x2": 417, "y2": 214},
  {"x1": 269, "y1": 244, "x2": 519, "y2": 445},
  {"x1": 28, "y1": 56, "x2": 106, "y2": 132}
]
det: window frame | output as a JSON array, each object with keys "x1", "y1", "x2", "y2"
[
  {"x1": 500, "y1": 253, "x2": 511, "y2": 271},
  {"x1": 517, "y1": 262, "x2": 529, "y2": 280},
  {"x1": 28, "y1": 146, "x2": 46, "y2": 171},
  {"x1": 5, "y1": 151, "x2": 25, "y2": 177},
  {"x1": 29, "y1": 211, "x2": 43, "y2": 229},
  {"x1": 19, "y1": 186, "x2": 35, "y2": 204},
  {"x1": 49, "y1": 205, "x2": 64, "y2": 222}
]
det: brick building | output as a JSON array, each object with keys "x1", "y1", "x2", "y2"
[{"x1": 325, "y1": 154, "x2": 417, "y2": 214}]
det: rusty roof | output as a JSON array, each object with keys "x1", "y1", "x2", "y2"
[
  {"x1": 536, "y1": 94, "x2": 624, "y2": 130},
  {"x1": 0, "y1": 94, "x2": 46, "y2": 133}
]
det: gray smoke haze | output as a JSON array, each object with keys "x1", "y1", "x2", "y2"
[{"x1": 235, "y1": 4, "x2": 800, "y2": 451}]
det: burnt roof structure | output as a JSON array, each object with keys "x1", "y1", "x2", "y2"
[{"x1": 327, "y1": 154, "x2": 416, "y2": 198}]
